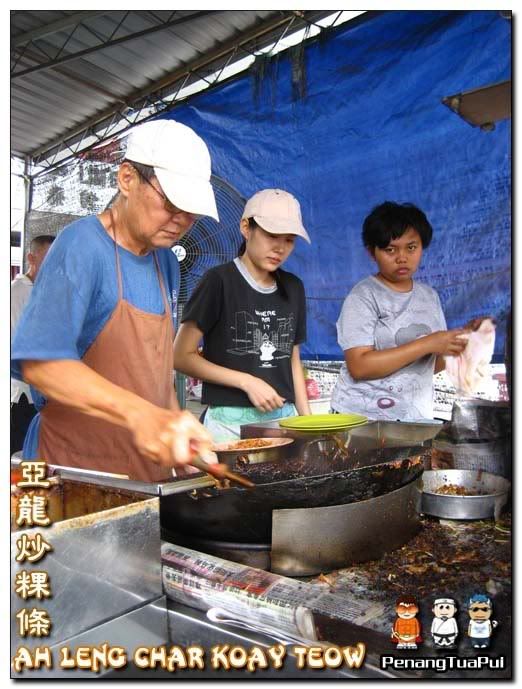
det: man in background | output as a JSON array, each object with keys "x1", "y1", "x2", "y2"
[{"x1": 11, "y1": 234, "x2": 55, "y2": 454}]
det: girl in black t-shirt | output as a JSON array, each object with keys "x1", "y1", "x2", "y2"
[{"x1": 174, "y1": 189, "x2": 312, "y2": 441}]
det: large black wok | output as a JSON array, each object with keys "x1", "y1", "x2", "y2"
[{"x1": 160, "y1": 440, "x2": 426, "y2": 543}]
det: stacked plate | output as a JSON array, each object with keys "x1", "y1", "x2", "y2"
[{"x1": 279, "y1": 413, "x2": 368, "y2": 432}]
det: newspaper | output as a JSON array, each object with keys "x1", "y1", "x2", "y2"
[{"x1": 161, "y1": 543, "x2": 383, "y2": 643}]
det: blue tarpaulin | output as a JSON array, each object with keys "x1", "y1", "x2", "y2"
[{"x1": 160, "y1": 10, "x2": 511, "y2": 360}]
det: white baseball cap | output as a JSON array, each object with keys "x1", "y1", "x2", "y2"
[
  {"x1": 242, "y1": 189, "x2": 311, "y2": 243},
  {"x1": 125, "y1": 119, "x2": 219, "y2": 221},
  {"x1": 434, "y1": 598, "x2": 456, "y2": 606}
]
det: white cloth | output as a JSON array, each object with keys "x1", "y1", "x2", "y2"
[
  {"x1": 431, "y1": 616, "x2": 458, "y2": 637},
  {"x1": 11, "y1": 273, "x2": 33, "y2": 403}
]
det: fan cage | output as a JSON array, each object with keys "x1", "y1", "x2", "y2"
[{"x1": 175, "y1": 175, "x2": 246, "y2": 303}]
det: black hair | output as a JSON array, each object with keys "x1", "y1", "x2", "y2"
[
  {"x1": 237, "y1": 218, "x2": 258, "y2": 257},
  {"x1": 237, "y1": 217, "x2": 288, "y2": 299},
  {"x1": 362, "y1": 201, "x2": 433, "y2": 250},
  {"x1": 396, "y1": 595, "x2": 419, "y2": 607},
  {"x1": 30, "y1": 235, "x2": 55, "y2": 252},
  {"x1": 122, "y1": 158, "x2": 156, "y2": 181}
]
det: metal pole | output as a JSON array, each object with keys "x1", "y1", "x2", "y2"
[
  {"x1": 175, "y1": 302, "x2": 186, "y2": 410},
  {"x1": 21, "y1": 156, "x2": 32, "y2": 273}
]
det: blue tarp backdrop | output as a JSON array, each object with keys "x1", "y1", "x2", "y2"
[{"x1": 161, "y1": 10, "x2": 511, "y2": 360}]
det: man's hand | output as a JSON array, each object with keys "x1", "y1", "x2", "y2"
[
  {"x1": 127, "y1": 405, "x2": 213, "y2": 468},
  {"x1": 240, "y1": 374, "x2": 285, "y2": 412}
]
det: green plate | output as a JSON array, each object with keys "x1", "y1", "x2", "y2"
[
  {"x1": 281, "y1": 421, "x2": 368, "y2": 433},
  {"x1": 279, "y1": 413, "x2": 368, "y2": 431}
]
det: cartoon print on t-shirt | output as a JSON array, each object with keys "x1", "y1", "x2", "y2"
[
  {"x1": 395, "y1": 323, "x2": 431, "y2": 346},
  {"x1": 377, "y1": 382, "x2": 404, "y2": 411},
  {"x1": 227, "y1": 309, "x2": 295, "y2": 369},
  {"x1": 259, "y1": 335, "x2": 276, "y2": 366},
  {"x1": 395, "y1": 323, "x2": 433, "y2": 369},
  {"x1": 339, "y1": 374, "x2": 426, "y2": 420}
]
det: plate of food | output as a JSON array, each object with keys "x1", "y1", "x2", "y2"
[{"x1": 212, "y1": 437, "x2": 295, "y2": 453}]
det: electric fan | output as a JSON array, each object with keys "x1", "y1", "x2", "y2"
[{"x1": 173, "y1": 175, "x2": 245, "y2": 304}]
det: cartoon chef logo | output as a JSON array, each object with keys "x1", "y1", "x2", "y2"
[
  {"x1": 391, "y1": 595, "x2": 422, "y2": 650},
  {"x1": 431, "y1": 597, "x2": 459, "y2": 649}
]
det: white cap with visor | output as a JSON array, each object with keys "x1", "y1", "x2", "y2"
[
  {"x1": 242, "y1": 189, "x2": 311, "y2": 243},
  {"x1": 125, "y1": 119, "x2": 219, "y2": 221}
]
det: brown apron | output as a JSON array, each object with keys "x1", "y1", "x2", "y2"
[{"x1": 39, "y1": 226, "x2": 174, "y2": 482}]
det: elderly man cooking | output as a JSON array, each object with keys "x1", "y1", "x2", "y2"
[{"x1": 11, "y1": 120, "x2": 217, "y2": 481}]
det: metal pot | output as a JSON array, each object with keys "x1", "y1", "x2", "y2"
[{"x1": 421, "y1": 469, "x2": 511, "y2": 520}]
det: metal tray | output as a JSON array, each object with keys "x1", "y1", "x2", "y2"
[{"x1": 421, "y1": 469, "x2": 510, "y2": 520}]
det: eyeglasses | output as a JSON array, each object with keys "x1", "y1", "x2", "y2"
[
  {"x1": 470, "y1": 606, "x2": 490, "y2": 612},
  {"x1": 130, "y1": 164, "x2": 199, "y2": 219}
]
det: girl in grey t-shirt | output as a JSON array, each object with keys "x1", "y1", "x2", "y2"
[{"x1": 331, "y1": 202, "x2": 467, "y2": 422}]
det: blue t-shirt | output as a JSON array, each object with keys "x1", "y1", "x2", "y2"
[{"x1": 11, "y1": 215, "x2": 180, "y2": 457}]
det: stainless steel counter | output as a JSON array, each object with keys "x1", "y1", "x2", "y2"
[
  {"x1": 11, "y1": 467, "x2": 169, "y2": 678},
  {"x1": 103, "y1": 601, "x2": 398, "y2": 679}
]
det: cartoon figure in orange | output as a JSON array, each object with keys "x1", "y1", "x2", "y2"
[{"x1": 391, "y1": 595, "x2": 422, "y2": 649}]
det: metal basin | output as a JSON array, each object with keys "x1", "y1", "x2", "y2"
[{"x1": 421, "y1": 469, "x2": 511, "y2": 520}]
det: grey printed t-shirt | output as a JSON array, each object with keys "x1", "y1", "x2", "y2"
[{"x1": 331, "y1": 276, "x2": 446, "y2": 421}]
